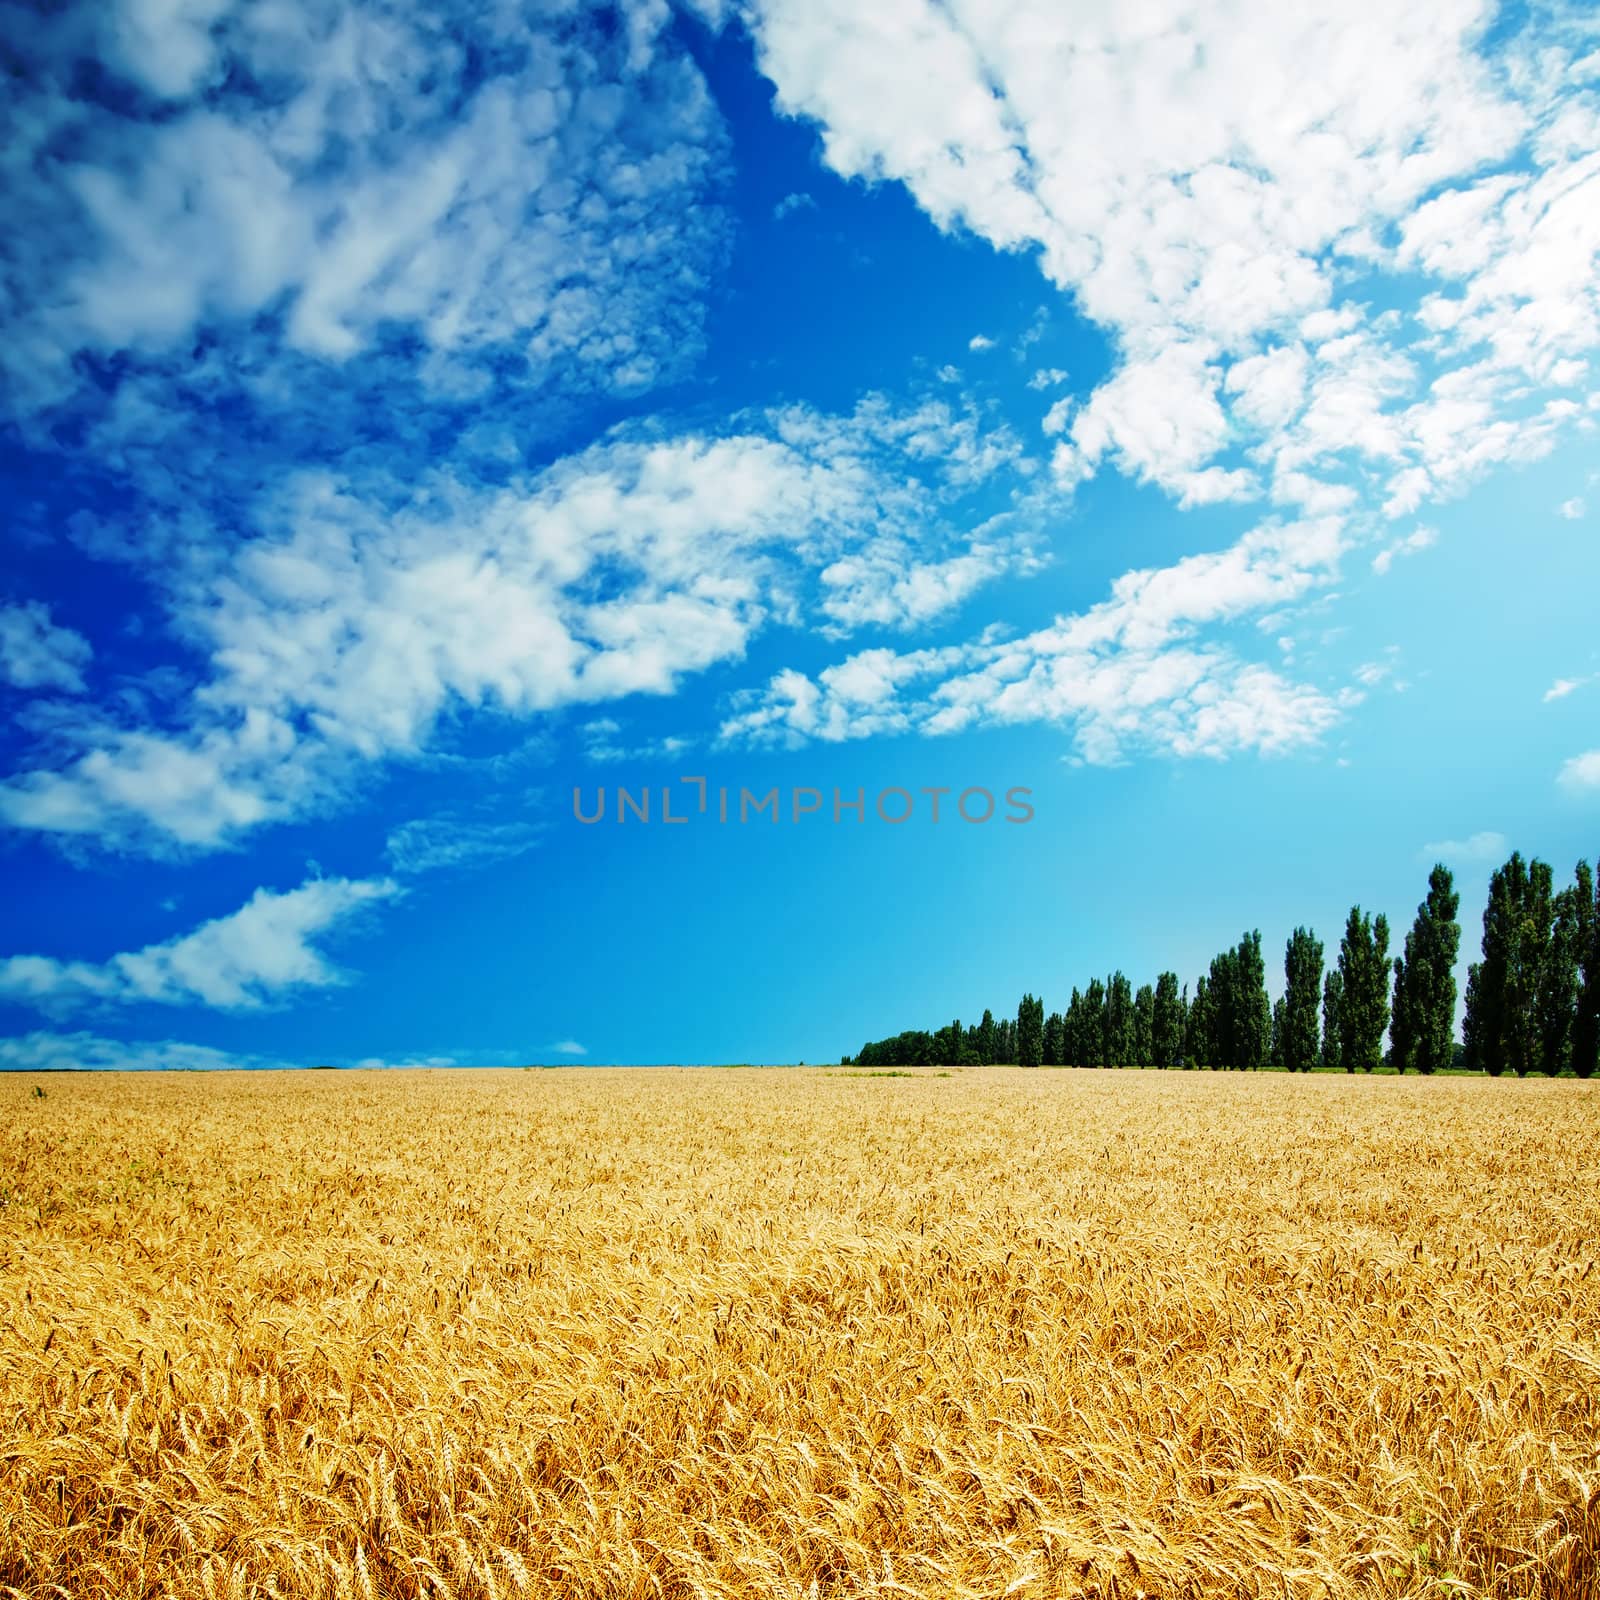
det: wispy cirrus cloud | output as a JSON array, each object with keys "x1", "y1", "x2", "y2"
[{"x1": 384, "y1": 816, "x2": 546, "y2": 876}]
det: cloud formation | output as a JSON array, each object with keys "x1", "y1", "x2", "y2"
[
  {"x1": 1420, "y1": 831, "x2": 1510, "y2": 865},
  {"x1": 1557, "y1": 750, "x2": 1600, "y2": 792},
  {"x1": 1, "y1": 393, "x2": 1043, "y2": 853},
  {"x1": 743, "y1": 0, "x2": 1600, "y2": 524},
  {"x1": 3, "y1": 0, "x2": 728, "y2": 430},
  {"x1": 0, "y1": 603, "x2": 92, "y2": 693},
  {"x1": 0, "y1": 876, "x2": 396, "y2": 1012},
  {"x1": 724, "y1": 515, "x2": 1352, "y2": 764}
]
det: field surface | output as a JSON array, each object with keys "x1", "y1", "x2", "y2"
[{"x1": 2, "y1": 1067, "x2": 1598, "y2": 1600}]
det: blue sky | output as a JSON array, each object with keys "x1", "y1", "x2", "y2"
[{"x1": 1, "y1": 0, "x2": 1597, "y2": 1069}]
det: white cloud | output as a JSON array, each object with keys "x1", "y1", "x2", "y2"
[
  {"x1": 0, "y1": 1031, "x2": 289, "y2": 1072},
  {"x1": 1558, "y1": 750, "x2": 1600, "y2": 791},
  {"x1": 579, "y1": 718, "x2": 693, "y2": 763},
  {"x1": 0, "y1": 875, "x2": 396, "y2": 1013},
  {"x1": 1371, "y1": 525, "x2": 1439, "y2": 574},
  {"x1": 384, "y1": 815, "x2": 544, "y2": 875},
  {"x1": 773, "y1": 191, "x2": 816, "y2": 220},
  {"x1": 968, "y1": 334, "x2": 996, "y2": 351},
  {"x1": 1028, "y1": 367, "x2": 1069, "y2": 389},
  {"x1": 0, "y1": 603, "x2": 92, "y2": 693},
  {"x1": 0, "y1": 394, "x2": 1045, "y2": 852},
  {"x1": 742, "y1": 0, "x2": 1599, "y2": 524},
  {"x1": 1421, "y1": 830, "x2": 1509, "y2": 864},
  {"x1": 2, "y1": 1, "x2": 727, "y2": 418},
  {"x1": 1544, "y1": 675, "x2": 1591, "y2": 702},
  {"x1": 1559, "y1": 497, "x2": 1586, "y2": 518},
  {"x1": 550, "y1": 1039, "x2": 587, "y2": 1056},
  {"x1": 724, "y1": 513, "x2": 1350, "y2": 764}
]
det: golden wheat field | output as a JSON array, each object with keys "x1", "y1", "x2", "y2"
[{"x1": 2, "y1": 1068, "x2": 1598, "y2": 1600}]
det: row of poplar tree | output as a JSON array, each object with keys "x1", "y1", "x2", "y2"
[{"x1": 845, "y1": 851, "x2": 1600, "y2": 1077}]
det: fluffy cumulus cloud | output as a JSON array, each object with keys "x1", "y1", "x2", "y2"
[
  {"x1": 0, "y1": 876, "x2": 396, "y2": 1013},
  {"x1": 741, "y1": 0, "x2": 1600, "y2": 522},
  {"x1": 724, "y1": 514, "x2": 1351, "y2": 764}
]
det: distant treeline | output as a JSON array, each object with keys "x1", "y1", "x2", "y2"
[{"x1": 845, "y1": 852, "x2": 1600, "y2": 1078}]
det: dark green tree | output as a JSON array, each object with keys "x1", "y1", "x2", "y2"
[
  {"x1": 1152, "y1": 972, "x2": 1182, "y2": 1068},
  {"x1": 1270, "y1": 995, "x2": 1287, "y2": 1068},
  {"x1": 1106, "y1": 972, "x2": 1134, "y2": 1066},
  {"x1": 1282, "y1": 927, "x2": 1324, "y2": 1073},
  {"x1": 1573, "y1": 860, "x2": 1599, "y2": 1080},
  {"x1": 977, "y1": 1008, "x2": 997, "y2": 1066},
  {"x1": 1207, "y1": 948, "x2": 1237, "y2": 1067},
  {"x1": 1414, "y1": 866, "x2": 1461, "y2": 1075},
  {"x1": 1467, "y1": 853, "x2": 1561, "y2": 1076},
  {"x1": 1536, "y1": 876, "x2": 1583, "y2": 1075},
  {"x1": 1132, "y1": 983, "x2": 1154, "y2": 1066},
  {"x1": 1043, "y1": 1010, "x2": 1064, "y2": 1066},
  {"x1": 1017, "y1": 993, "x2": 1044, "y2": 1068},
  {"x1": 1063, "y1": 988, "x2": 1085, "y2": 1066},
  {"x1": 1321, "y1": 968, "x2": 1344, "y2": 1071},
  {"x1": 1338, "y1": 906, "x2": 1390, "y2": 1071},
  {"x1": 1083, "y1": 978, "x2": 1108, "y2": 1067},
  {"x1": 1186, "y1": 975, "x2": 1213, "y2": 1069},
  {"x1": 1389, "y1": 951, "x2": 1415, "y2": 1072},
  {"x1": 1234, "y1": 931, "x2": 1270, "y2": 1071}
]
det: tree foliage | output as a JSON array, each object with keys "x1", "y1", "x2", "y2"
[
  {"x1": 841, "y1": 852, "x2": 1595, "y2": 1080},
  {"x1": 1282, "y1": 927, "x2": 1323, "y2": 1073}
]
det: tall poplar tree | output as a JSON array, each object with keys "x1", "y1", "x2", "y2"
[
  {"x1": 1064, "y1": 987, "x2": 1085, "y2": 1066},
  {"x1": 1187, "y1": 975, "x2": 1214, "y2": 1069},
  {"x1": 1043, "y1": 1010, "x2": 1064, "y2": 1067},
  {"x1": 1283, "y1": 927, "x2": 1324, "y2": 1073},
  {"x1": 1207, "y1": 949, "x2": 1237, "y2": 1067},
  {"x1": 1573, "y1": 860, "x2": 1599, "y2": 1080},
  {"x1": 1152, "y1": 972, "x2": 1182, "y2": 1068},
  {"x1": 977, "y1": 1008, "x2": 997, "y2": 1066},
  {"x1": 1017, "y1": 994, "x2": 1044, "y2": 1068},
  {"x1": 1475, "y1": 853, "x2": 1535, "y2": 1074},
  {"x1": 1105, "y1": 972, "x2": 1134, "y2": 1066},
  {"x1": 1389, "y1": 951, "x2": 1415, "y2": 1072},
  {"x1": 1234, "y1": 931, "x2": 1271, "y2": 1071},
  {"x1": 1536, "y1": 875, "x2": 1582, "y2": 1075},
  {"x1": 1338, "y1": 907, "x2": 1390, "y2": 1072},
  {"x1": 1414, "y1": 866, "x2": 1461, "y2": 1074},
  {"x1": 1322, "y1": 968, "x2": 1344, "y2": 1071},
  {"x1": 1467, "y1": 853, "x2": 1559, "y2": 1076},
  {"x1": 1133, "y1": 983, "x2": 1155, "y2": 1066},
  {"x1": 1083, "y1": 979, "x2": 1107, "y2": 1068}
]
